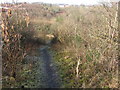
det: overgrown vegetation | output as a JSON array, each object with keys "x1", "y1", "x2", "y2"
[
  {"x1": 51, "y1": 4, "x2": 118, "y2": 88},
  {"x1": 1, "y1": 5, "x2": 43, "y2": 88},
  {"x1": 1, "y1": 2, "x2": 119, "y2": 88}
]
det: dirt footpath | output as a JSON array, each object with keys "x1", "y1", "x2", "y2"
[{"x1": 37, "y1": 46, "x2": 61, "y2": 88}]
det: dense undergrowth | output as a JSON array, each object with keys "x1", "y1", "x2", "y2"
[
  {"x1": 48, "y1": 3, "x2": 118, "y2": 88},
  {"x1": 1, "y1": 5, "x2": 43, "y2": 88},
  {"x1": 1, "y1": 2, "x2": 119, "y2": 88}
]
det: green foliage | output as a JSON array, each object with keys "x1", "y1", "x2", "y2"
[
  {"x1": 56, "y1": 16, "x2": 63, "y2": 22},
  {"x1": 86, "y1": 53, "x2": 93, "y2": 62}
]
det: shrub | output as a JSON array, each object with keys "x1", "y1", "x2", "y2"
[{"x1": 1, "y1": 7, "x2": 33, "y2": 82}]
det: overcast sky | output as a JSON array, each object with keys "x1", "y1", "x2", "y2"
[{"x1": 0, "y1": 0, "x2": 119, "y2": 5}]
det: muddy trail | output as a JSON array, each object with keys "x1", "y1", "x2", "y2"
[
  {"x1": 39, "y1": 46, "x2": 61, "y2": 88},
  {"x1": 25, "y1": 45, "x2": 61, "y2": 88}
]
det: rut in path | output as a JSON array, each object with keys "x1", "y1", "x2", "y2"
[{"x1": 39, "y1": 46, "x2": 61, "y2": 88}]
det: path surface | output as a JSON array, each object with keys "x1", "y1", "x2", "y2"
[
  {"x1": 37, "y1": 46, "x2": 61, "y2": 88},
  {"x1": 25, "y1": 45, "x2": 61, "y2": 88}
]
